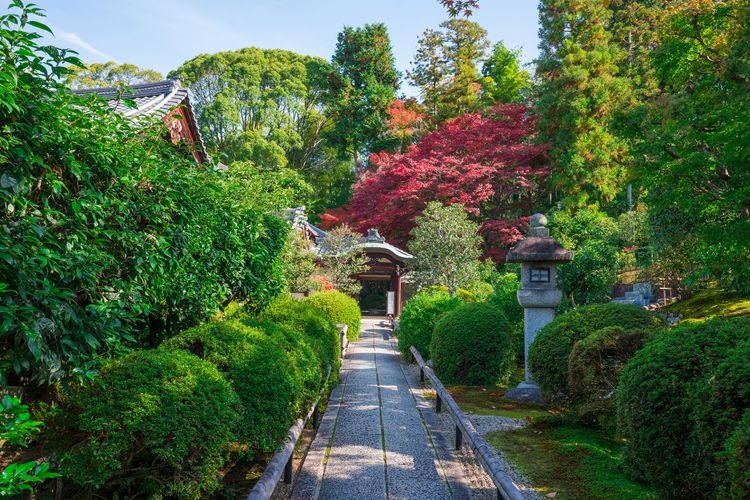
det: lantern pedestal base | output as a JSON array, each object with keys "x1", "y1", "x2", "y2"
[{"x1": 504, "y1": 382, "x2": 543, "y2": 405}]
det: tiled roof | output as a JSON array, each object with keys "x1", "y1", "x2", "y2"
[{"x1": 74, "y1": 79, "x2": 208, "y2": 163}]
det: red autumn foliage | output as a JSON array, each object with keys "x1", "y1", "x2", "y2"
[
  {"x1": 386, "y1": 99, "x2": 425, "y2": 134},
  {"x1": 321, "y1": 104, "x2": 549, "y2": 261}
]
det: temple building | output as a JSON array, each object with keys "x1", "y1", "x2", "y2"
[{"x1": 284, "y1": 208, "x2": 414, "y2": 316}]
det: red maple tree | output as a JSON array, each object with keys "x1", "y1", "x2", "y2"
[{"x1": 321, "y1": 104, "x2": 549, "y2": 261}]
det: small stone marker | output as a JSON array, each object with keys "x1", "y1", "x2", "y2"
[{"x1": 504, "y1": 213, "x2": 573, "y2": 404}]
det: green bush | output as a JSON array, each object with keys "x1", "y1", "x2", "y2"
[
  {"x1": 568, "y1": 326, "x2": 654, "y2": 428},
  {"x1": 721, "y1": 410, "x2": 750, "y2": 499},
  {"x1": 0, "y1": 5, "x2": 290, "y2": 385},
  {"x1": 397, "y1": 288, "x2": 462, "y2": 360},
  {"x1": 259, "y1": 296, "x2": 341, "y2": 376},
  {"x1": 617, "y1": 318, "x2": 750, "y2": 497},
  {"x1": 487, "y1": 273, "x2": 524, "y2": 364},
  {"x1": 528, "y1": 303, "x2": 664, "y2": 395},
  {"x1": 430, "y1": 303, "x2": 514, "y2": 385},
  {"x1": 161, "y1": 320, "x2": 319, "y2": 458},
  {"x1": 57, "y1": 349, "x2": 239, "y2": 498},
  {"x1": 305, "y1": 290, "x2": 362, "y2": 341}
]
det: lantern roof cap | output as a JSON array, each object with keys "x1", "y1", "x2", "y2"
[{"x1": 506, "y1": 214, "x2": 573, "y2": 263}]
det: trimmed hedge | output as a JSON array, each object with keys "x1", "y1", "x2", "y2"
[
  {"x1": 617, "y1": 318, "x2": 750, "y2": 498},
  {"x1": 398, "y1": 288, "x2": 461, "y2": 360},
  {"x1": 305, "y1": 290, "x2": 362, "y2": 341},
  {"x1": 161, "y1": 321, "x2": 320, "y2": 459},
  {"x1": 57, "y1": 349, "x2": 239, "y2": 498},
  {"x1": 568, "y1": 326, "x2": 654, "y2": 428},
  {"x1": 430, "y1": 303, "x2": 514, "y2": 385},
  {"x1": 259, "y1": 295, "x2": 341, "y2": 377},
  {"x1": 528, "y1": 303, "x2": 664, "y2": 395}
]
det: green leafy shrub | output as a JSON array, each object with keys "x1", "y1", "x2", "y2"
[
  {"x1": 161, "y1": 320, "x2": 319, "y2": 457},
  {"x1": 617, "y1": 318, "x2": 750, "y2": 497},
  {"x1": 430, "y1": 303, "x2": 514, "y2": 385},
  {"x1": 0, "y1": 4, "x2": 289, "y2": 385},
  {"x1": 568, "y1": 326, "x2": 654, "y2": 428},
  {"x1": 0, "y1": 395, "x2": 59, "y2": 496},
  {"x1": 57, "y1": 349, "x2": 239, "y2": 498},
  {"x1": 397, "y1": 288, "x2": 461, "y2": 360},
  {"x1": 487, "y1": 272, "x2": 524, "y2": 363},
  {"x1": 721, "y1": 410, "x2": 750, "y2": 499},
  {"x1": 259, "y1": 296, "x2": 341, "y2": 376},
  {"x1": 528, "y1": 303, "x2": 664, "y2": 395},
  {"x1": 305, "y1": 290, "x2": 362, "y2": 341}
]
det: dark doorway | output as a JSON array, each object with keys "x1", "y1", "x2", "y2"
[{"x1": 359, "y1": 279, "x2": 389, "y2": 316}]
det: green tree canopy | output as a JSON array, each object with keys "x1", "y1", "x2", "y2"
[
  {"x1": 481, "y1": 41, "x2": 530, "y2": 104},
  {"x1": 634, "y1": 0, "x2": 750, "y2": 294},
  {"x1": 64, "y1": 61, "x2": 163, "y2": 89},
  {"x1": 409, "y1": 19, "x2": 489, "y2": 123},
  {"x1": 408, "y1": 202, "x2": 483, "y2": 293},
  {"x1": 169, "y1": 48, "x2": 331, "y2": 170}
]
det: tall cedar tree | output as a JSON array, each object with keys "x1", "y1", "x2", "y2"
[
  {"x1": 326, "y1": 24, "x2": 400, "y2": 172},
  {"x1": 535, "y1": 0, "x2": 632, "y2": 208},
  {"x1": 321, "y1": 104, "x2": 549, "y2": 262},
  {"x1": 409, "y1": 19, "x2": 489, "y2": 124}
]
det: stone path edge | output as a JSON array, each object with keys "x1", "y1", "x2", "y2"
[{"x1": 289, "y1": 346, "x2": 352, "y2": 500}]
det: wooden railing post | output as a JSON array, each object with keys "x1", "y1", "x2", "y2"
[
  {"x1": 284, "y1": 456, "x2": 293, "y2": 484},
  {"x1": 409, "y1": 346, "x2": 525, "y2": 500}
]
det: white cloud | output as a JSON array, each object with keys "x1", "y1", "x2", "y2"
[{"x1": 54, "y1": 28, "x2": 118, "y2": 63}]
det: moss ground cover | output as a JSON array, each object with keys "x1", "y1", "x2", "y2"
[
  {"x1": 486, "y1": 423, "x2": 658, "y2": 499},
  {"x1": 446, "y1": 384, "x2": 556, "y2": 420},
  {"x1": 664, "y1": 289, "x2": 750, "y2": 320}
]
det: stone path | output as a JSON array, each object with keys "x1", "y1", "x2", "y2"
[{"x1": 293, "y1": 319, "x2": 454, "y2": 499}]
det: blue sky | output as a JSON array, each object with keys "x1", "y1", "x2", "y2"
[{"x1": 39, "y1": 0, "x2": 540, "y2": 96}]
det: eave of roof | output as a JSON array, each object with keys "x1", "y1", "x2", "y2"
[{"x1": 74, "y1": 79, "x2": 209, "y2": 164}]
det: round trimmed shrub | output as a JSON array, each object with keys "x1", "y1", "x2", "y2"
[
  {"x1": 305, "y1": 289, "x2": 362, "y2": 341},
  {"x1": 568, "y1": 326, "x2": 654, "y2": 428},
  {"x1": 430, "y1": 303, "x2": 514, "y2": 385},
  {"x1": 398, "y1": 288, "x2": 461, "y2": 360},
  {"x1": 57, "y1": 349, "x2": 239, "y2": 498},
  {"x1": 487, "y1": 273, "x2": 524, "y2": 364},
  {"x1": 161, "y1": 320, "x2": 320, "y2": 458},
  {"x1": 528, "y1": 303, "x2": 664, "y2": 395},
  {"x1": 617, "y1": 318, "x2": 750, "y2": 497},
  {"x1": 260, "y1": 295, "x2": 341, "y2": 376}
]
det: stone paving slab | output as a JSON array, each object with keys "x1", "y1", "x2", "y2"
[{"x1": 294, "y1": 318, "x2": 453, "y2": 499}]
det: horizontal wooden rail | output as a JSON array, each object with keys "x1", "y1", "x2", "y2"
[
  {"x1": 410, "y1": 346, "x2": 525, "y2": 500},
  {"x1": 247, "y1": 364, "x2": 333, "y2": 500}
]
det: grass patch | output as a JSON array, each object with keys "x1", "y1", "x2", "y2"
[
  {"x1": 446, "y1": 384, "x2": 557, "y2": 420},
  {"x1": 665, "y1": 289, "x2": 750, "y2": 320},
  {"x1": 486, "y1": 423, "x2": 657, "y2": 499}
]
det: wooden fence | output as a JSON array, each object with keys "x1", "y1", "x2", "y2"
[{"x1": 410, "y1": 346, "x2": 525, "y2": 500}]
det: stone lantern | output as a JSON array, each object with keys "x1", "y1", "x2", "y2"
[{"x1": 504, "y1": 213, "x2": 573, "y2": 403}]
